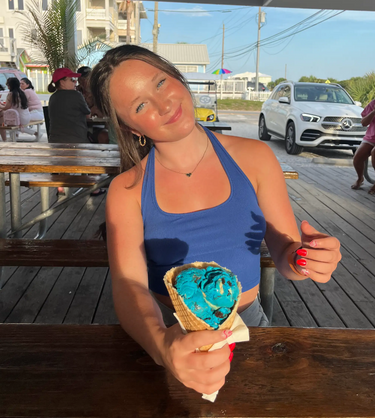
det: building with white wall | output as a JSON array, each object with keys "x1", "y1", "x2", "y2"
[
  {"x1": 229, "y1": 71, "x2": 272, "y2": 86},
  {"x1": 0, "y1": 0, "x2": 147, "y2": 70}
]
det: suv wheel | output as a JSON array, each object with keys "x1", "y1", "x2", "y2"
[
  {"x1": 259, "y1": 115, "x2": 271, "y2": 141},
  {"x1": 285, "y1": 122, "x2": 303, "y2": 155}
]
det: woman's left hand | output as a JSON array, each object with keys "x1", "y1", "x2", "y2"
[{"x1": 294, "y1": 220, "x2": 341, "y2": 283}]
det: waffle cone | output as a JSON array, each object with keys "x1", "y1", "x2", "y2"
[{"x1": 163, "y1": 261, "x2": 242, "y2": 351}]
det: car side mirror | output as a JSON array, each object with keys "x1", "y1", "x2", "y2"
[
  {"x1": 279, "y1": 96, "x2": 290, "y2": 104},
  {"x1": 354, "y1": 101, "x2": 362, "y2": 107}
]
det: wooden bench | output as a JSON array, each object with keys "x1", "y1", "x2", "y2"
[
  {"x1": 1, "y1": 324, "x2": 375, "y2": 417},
  {"x1": 0, "y1": 238, "x2": 276, "y2": 322},
  {"x1": 0, "y1": 119, "x2": 44, "y2": 141},
  {"x1": 5, "y1": 173, "x2": 110, "y2": 239}
]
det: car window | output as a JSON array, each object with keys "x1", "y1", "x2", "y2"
[
  {"x1": 0, "y1": 73, "x2": 7, "y2": 89},
  {"x1": 283, "y1": 85, "x2": 291, "y2": 99},
  {"x1": 295, "y1": 85, "x2": 353, "y2": 104},
  {"x1": 4, "y1": 72, "x2": 17, "y2": 80},
  {"x1": 271, "y1": 86, "x2": 283, "y2": 100}
]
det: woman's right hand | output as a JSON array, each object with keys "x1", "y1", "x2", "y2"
[{"x1": 159, "y1": 324, "x2": 232, "y2": 395}]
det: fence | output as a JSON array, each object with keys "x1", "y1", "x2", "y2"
[{"x1": 216, "y1": 80, "x2": 272, "y2": 101}]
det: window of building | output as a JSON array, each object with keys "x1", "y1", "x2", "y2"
[
  {"x1": 9, "y1": 28, "x2": 14, "y2": 39},
  {"x1": 8, "y1": 0, "x2": 15, "y2": 10},
  {"x1": 76, "y1": 0, "x2": 81, "y2": 12},
  {"x1": 42, "y1": 0, "x2": 48, "y2": 10},
  {"x1": 18, "y1": 0, "x2": 24, "y2": 10}
]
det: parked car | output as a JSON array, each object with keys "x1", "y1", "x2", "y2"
[
  {"x1": 247, "y1": 81, "x2": 269, "y2": 92},
  {"x1": 0, "y1": 67, "x2": 27, "y2": 102},
  {"x1": 258, "y1": 81, "x2": 366, "y2": 154}
]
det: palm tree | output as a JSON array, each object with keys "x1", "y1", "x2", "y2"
[
  {"x1": 347, "y1": 72, "x2": 375, "y2": 106},
  {"x1": 17, "y1": 0, "x2": 109, "y2": 73}
]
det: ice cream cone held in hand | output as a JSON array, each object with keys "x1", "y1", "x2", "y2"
[{"x1": 163, "y1": 261, "x2": 242, "y2": 351}]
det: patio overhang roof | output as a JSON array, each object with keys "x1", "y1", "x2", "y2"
[{"x1": 157, "y1": 0, "x2": 375, "y2": 12}]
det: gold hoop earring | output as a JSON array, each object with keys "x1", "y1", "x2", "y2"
[{"x1": 139, "y1": 135, "x2": 146, "y2": 147}]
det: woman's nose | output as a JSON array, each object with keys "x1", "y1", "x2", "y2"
[{"x1": 158, "y1": 98, "x2": 172, "y2": 115}]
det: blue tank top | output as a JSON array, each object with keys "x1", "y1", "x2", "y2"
[{"x1": 141, "y1": 126, "x2": 266, "y2": 296}]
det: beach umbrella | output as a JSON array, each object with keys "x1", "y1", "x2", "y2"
[{"x1": 212, "y1": 68, "x2": 232, "y2": 75}]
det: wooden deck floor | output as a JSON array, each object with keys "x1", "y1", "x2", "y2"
[{"x1": 1, "y1": 164, "x2": 375, "y2": 328}]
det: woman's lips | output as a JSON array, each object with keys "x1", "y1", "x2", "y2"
[{"x1": 166, "y1": 105, "x2": 182, "y2": 124}]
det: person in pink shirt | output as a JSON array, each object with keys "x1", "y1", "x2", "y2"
[
  {"x1": 351, "y1": 99, "x2": 375, "y2": 194},
  {"x1": 20, "y1": 78, "x2": 44, "y2": 121}
]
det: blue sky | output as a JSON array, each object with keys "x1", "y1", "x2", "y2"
[{"x1": 140, "y1": 2, "x2": 375, "y2": 82}]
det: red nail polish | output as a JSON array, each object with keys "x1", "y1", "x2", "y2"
[
  {"x1": 302, "y1": 269, "x2": 309, "y2": 276},
  {"x1": 296, "y1": 249, "x2": 307, "y2": 256},
  {"x1": 229, "y1": 343, "x2": 236, "y2": 351},
  {"x1": 229, "y1": 352, "x2": 234, "y2": 362},
  {"x1": 296, "y1": 259, "x2": 307, "y2": 266},
  {"x1": 310, "y1": 240, "x2": 317, "y2": 247}
]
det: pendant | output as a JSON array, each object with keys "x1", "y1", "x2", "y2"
[{"x1": 186, "y1": 173, "x2": 192, "y2": 177}]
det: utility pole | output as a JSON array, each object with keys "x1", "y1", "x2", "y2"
[
  {"x1": 220, "y1": 23, "x2": 225, "y2": 98},
  {"x1": 135, "y1": 1, "x2": 140, "y2": 45},
  {"x1": 152, "y1": 1, "x2": 159, "y2": 53},
  {"x1": 255, "y1": 7, "x2": 262, "y2": 96},
  {"x1": 126, "y1": 1, "x2": 133, "y2": 44}
]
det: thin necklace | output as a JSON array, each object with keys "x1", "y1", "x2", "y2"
[{"x1": 155, "y1": 135, "x2": 209, "y2": 177}]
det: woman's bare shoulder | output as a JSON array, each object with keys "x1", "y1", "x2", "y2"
[
  {"x1": 108, "y1": 155, "x2": 148, "y2": 203},
  {"x1": 216, "y1": 132, "x2": 275, "y2": 163}
]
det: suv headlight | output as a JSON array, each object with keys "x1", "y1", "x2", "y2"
[
  {"x1": 206, "y1": 114, "x2": 215, "y2": 121},
  {"x1": 300, "y1": 113, "x2": 321, "y2": 123}
]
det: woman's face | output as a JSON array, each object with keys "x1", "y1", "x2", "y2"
[
  {"x1": 109, "y1": 59, "x2": 196, "y2": 142},
  {"x1": 59, "y1": 77, "x2": 78, "y2": 91},
  {"x1": 20, "y1": 80, "x2": 28, "y2": 90}
]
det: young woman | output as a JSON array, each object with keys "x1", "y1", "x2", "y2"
[
  {"x1": 20, "y1": 77, "x2": 44, "y2": 121},
  {"x1": 90, "y1": 45, "x2": 341, "y2": 396},
  {"x1": 0, "y1": 77, "x2": 31, "y2": 141},
  {"x1": 351, "y1": 99, "x2": 375, "y2": 194}
]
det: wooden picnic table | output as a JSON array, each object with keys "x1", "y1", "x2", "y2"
[
  {"x1": 0, "y1": 142, "x2": 298, "y2": 239},
  {"x1": 0, "y1": 324, "x2": 374, "y2": 418},
  {"x1": 0, "y1": 142, "x2": 120, "y2": 239}
]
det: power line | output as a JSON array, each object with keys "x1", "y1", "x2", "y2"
[
  {"x1": 225, "y1": 10, "x2": 345, "y2": 59},
  {"x1": 146, "y1": 6, "x2": 249, "y2": 14}
]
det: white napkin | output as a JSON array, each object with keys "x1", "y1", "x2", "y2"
[{"x1": 173, "y1": 312, "x2": 250, "y2": 402}]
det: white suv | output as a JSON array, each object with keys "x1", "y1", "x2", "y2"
[{"x1": 258, "y1": 82, "x2": 366, "y2": 154}]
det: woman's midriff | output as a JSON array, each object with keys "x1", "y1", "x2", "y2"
[{"x1": 153, "y1": 285, "x2": 260, "y2": 313}]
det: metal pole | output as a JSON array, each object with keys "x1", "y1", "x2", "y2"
[
  {"x1": 0, "y1": 173, "x2": 6, "y2": 239},
  {"x1": 255, "y1": 7, "x2": 261, "y2": 99},
  {"x1": 152, "y1": 2, "x2": 158, "y2": 53},
  {"x1": 135, "y1": 1, "x2": 140, "y2": 45},
  {"x1": 219, "y1": 23, "x2": 225, "y2": 99},
  {"x1": 9, "y1": 173, "x2": 22, "y2": 238}
]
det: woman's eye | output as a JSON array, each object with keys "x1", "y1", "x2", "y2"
[
  {"x1": 136, "y1": 103, "x2": 145, "y2": 113},
  {"x1": 157, "y1": 79, "x2": 166, "y2": 88}
]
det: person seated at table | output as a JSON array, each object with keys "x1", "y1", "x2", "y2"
[
  {"x1": 76, "y1": 66, "x2": 109, "y2": 144},
  {"x1": 48, "y1": 68, "x2": 90, "y2": 143},
  {"x1": 90, "y1": 45, "x2": 342, "y2": 397},
  {"x1": 48, "y1": 68, "x2": 106, "y2": 196},
  {"x1": 20, "y1": 77, "x2": 44, "y2": 121},
  {"x1": 0, "y1": 77, "x2": 31, "y2": 141}
]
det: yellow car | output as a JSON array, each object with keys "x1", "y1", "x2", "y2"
[{"x1": 194, "y1": 107, "x2": 217, "y2": 122}]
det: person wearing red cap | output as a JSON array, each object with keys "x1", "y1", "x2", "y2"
[
  {"x1": 47, "y1": 67, "x2": 90, "y2": 144},
  {"x1": 48, "y1": 67, "x2": 106, "y2": 196}
]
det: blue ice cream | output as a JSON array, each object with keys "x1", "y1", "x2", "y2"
[{"x1": 174, "y1": 266, "x2": 240, "y2": 329}]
